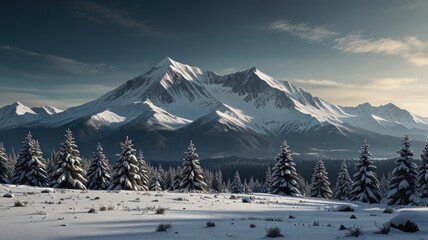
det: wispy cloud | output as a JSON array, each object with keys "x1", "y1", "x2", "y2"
[
  {"x1": 369, "y1": 77, "x2": 418, "y2": 89},
  {"x1": 334, "y1": 34, "x2": 428, "y2": 66},
  {"x1": 0, "y1": 45, "x2": 112, "y2": 74},
  {"x1": 264, "y1": 20, "x2": 338, "y2": 42},
  {"x1": 263, "y1": 19, "x2": 428, "y2": 67},
  {"x1": 68, "y1": 1, "x2": 157, "y2": 35},
  {"x1": 294, "y1": 79, "x2": 350, "y2": 88}
]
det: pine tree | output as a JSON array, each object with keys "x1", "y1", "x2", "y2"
[
  {"x1": 172, "y1": 166, "x2": 181, "y2": 191},
  {"x1": 309, "y1": 158, "x2": 333, "y2": 199},
  {"x1": 418, "y1": 141, "x2": 428, "y2": 203},
  {"x1": 387, "y1": 135, "x2": 419, "y2": 205},
  {"x1": 150, "y1": 172, "x2": 162, "y2": 191},
  {"x1": 349, "y1": 140, "x2": 382, "y2": 203},
  {"x1": 50, "y1": 129, "x2": 87, "y2": 189},
  {"x1": 109, "y1": 137, "x2": 142, "y2": 191},
  {"x1": 137, "y1": 150, "x2": 149, "y2": 191},
  {"x1": 12, "y1": 132, "x2": 48, "y2": 187},
  {"x1": 179, "y1": 141, "x2": 207, "y2": 192},
  {"x1": 270, "y1": 141, "x2": 301, "y2": 196},
  {"x1": 231, "y1": 171, "x2": 243, "y2": 193},
  {"x1": 253, "y1": 179, "x2": 263, "y2": 193},
  {"x1": 264, "y1": 167, "x2": 272, "y2": 193},
  {"x1": 86, "y1": 143, "x2": 111, "y2": 190},
  {"x1": 0, "y1": 143, "x2": 10, "y2": 184},
  {"x1": 334, "y1": 161, "x2": 353, "y2": 200},
  {"x1": 212, "y1": 169, "x2": 223, "y2": 192},
  {"x1": 46, "y1": 150, "x2": 57, "y2": 184},
  {"x1": 6, "y1": 148, "x2": 17, "y2": 178}
]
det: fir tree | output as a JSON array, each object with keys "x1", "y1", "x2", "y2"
[
  {"x1": 387, "y1": 135, "x2": 419, "y2": 205},
  {"x1": 46, "y1": 150, "x2": 57, "y2": 184},
  {"x1": 0, "y1": 143, "x2": 10, "y2": 184},
  {"x1": 138, "y1": 150, "x2": 149, "y2": 191},
  {"x1": 150, "y1": 172, "x2": 162, "y2": 191},
  {"x1": 270, "y1": 141, "x2": 301, "y2": 196},
  {"x1": 309, "y1": 158, "x2": 333, "y2": 199},
  {"x1": 231, "y1": 171, "x2": 243, "y2": 193},
  {"x1": 212, "y1": 169, "x2": 223, "y2": 192},
  {"x1": 50, "y1": 129, "x2": 87, "y2": 189},
  {"x1": 349, "y1": 140, "x2": 382, "y2": 203},
  {"x1": 6, "y1": 148, "x2": 17, "y2": 178},
  {"x1": 264, "y1": 167, "x2": 272, "y2": 193},
  {"x1": 172, "y1": 166, "x2": 181, "y2": 191},
  {"x1": 109, "y1": 137, "x2": 142, "y2": 191},
  {"x1": 418, "y1": 141, "x2": 428, "y2": 203},
  {"x1": 179, "y1": 141, "x2": 207, "y2": 192},
  {"x1": 86, "y1": 143, "x2": 111, "y2": 190},
  {"x1": 12, "y1": 132, "x2": 48, "y2": 187},
  {"x1": 334, "y1": 160, "x2": 353, "y2": 201}
]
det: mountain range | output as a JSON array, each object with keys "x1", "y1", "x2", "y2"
[{"x1": 0, "y1": 57, "x2": 427, "y2": 160}]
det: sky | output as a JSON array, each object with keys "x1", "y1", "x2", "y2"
[{"x1": 1, "y1": 0, "x2": 428, "y2": 116}]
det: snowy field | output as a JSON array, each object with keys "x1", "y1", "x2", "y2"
[{"x1": 1, "y1": 185, "x2": 427, "y2": 240}]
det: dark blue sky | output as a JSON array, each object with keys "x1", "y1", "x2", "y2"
[{"x1": 1, "y1": 0, "x2": 428, "y2": 115}]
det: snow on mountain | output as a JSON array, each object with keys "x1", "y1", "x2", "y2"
[
  {"x1": 85, "y1": 110, "x2": 126, "y2": 130},
  {"x1": 341, "y1": 103, "x2": 428, "y2": 137},
  {"x1": 0, "y1": 102, "x2": 40, "y2": 129},
  {"x1": 31, "y1": 106, "x2": 63, "y2": 117},
  {"x1": 1, "y1": 58, "x2": 428, "y2": 156},
  {"x1": 119, "y1": 99, "x2": 192, "y2": 130}
]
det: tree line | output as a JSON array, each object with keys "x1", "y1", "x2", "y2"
[{"x1": 0, "y1": 130, "x2": 427, "y2": 206}]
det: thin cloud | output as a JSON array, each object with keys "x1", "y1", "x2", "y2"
[
  {"x1": 294, "y1": 79, "x2": 351, "y2": 88},
  {"x1": 369, "y1": 77, "x2": 418, "y2": 89},
  {"x1": 334, "y1": 34, "x2": 428, "y2": 66},
  {"x1": 265, "y1": 20, "x2": 338, "y2": 42},
  {"x1": 68, "y1": 1, "x2": 157, "y2": 35},
  {"x1": 0, "y1": 45, "x2": 111, "y2": 74}
]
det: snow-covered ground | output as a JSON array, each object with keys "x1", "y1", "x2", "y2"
[{"x1": 1, "y1": 185, "x2": 427, "y2": 240}]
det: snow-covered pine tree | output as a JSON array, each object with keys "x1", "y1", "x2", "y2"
[
  {"x1": 270, "y1": 141, "x2": 301, "y2": 196},
  {"x1": 137, "y1": 150, "x2": 149, "y2": 191},
  {"x1": 253, "y1": 179, "x2": 263, "y2": 193},
  {"x1": 109, "y1": 137, "x2": 142, "y2": 191},
  {"x1": 387, "y1": 135, "x2": 419, "y2": 205},
  {"x1": 309, "y1": 158, "x2": 333, "y2": 199},
  {"x1": 0, "y1": 143, "x2": 10, "y2": 184},
  {"x1": 12, "y1": 132, "x2": 48, "y2": 187},
  {"x1": 86, "y1": 143, "x2": 111, "y2": 190},
  {"x1": 264, "y1": 167, "x2": 272, "y2": 193},
  {"x1": 231, "y1": 171, "x2": 243, "y2": 193},
  {"x1": 179, "y1": 141, "x2": 207, "y2": 192},
  {"x1": 418, "y1": 141, "x2": 428, "y2": 203},
  {"x1": 334, "y1": 160, "x2": 353, "y2": 201},
  {"x1": 349, "y1": 140, "x2": 382, "y2": 203},
  {"x1": 149, "y1": 172, "x2": 162, "y2": 191},
  {"x1": 46, "y1": 150, "x2": 57, "y2": 183},
  {"x1": 6, "y1": 148, "x2": 17, "y2": 178},
  {"x1": 212, "y1": 169, "x2": 223, "y2": 192},
  {"x1": 157, "y1": 164, "x2": 166, "y2": 190},
  {"x1": 172, "y1": 166, "x2": 181, "y2": 191},
  {"x1": 50, "y1": 129, "x2": 87, "y2": 189}
]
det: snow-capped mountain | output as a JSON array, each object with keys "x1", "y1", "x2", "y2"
[{"x1": 0, "y1": 58, "x2": 427, "y2": 158}]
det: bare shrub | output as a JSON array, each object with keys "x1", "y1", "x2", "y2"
[{"x1": 265, "y1": 227, "x2": 283, "y2": 238}]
